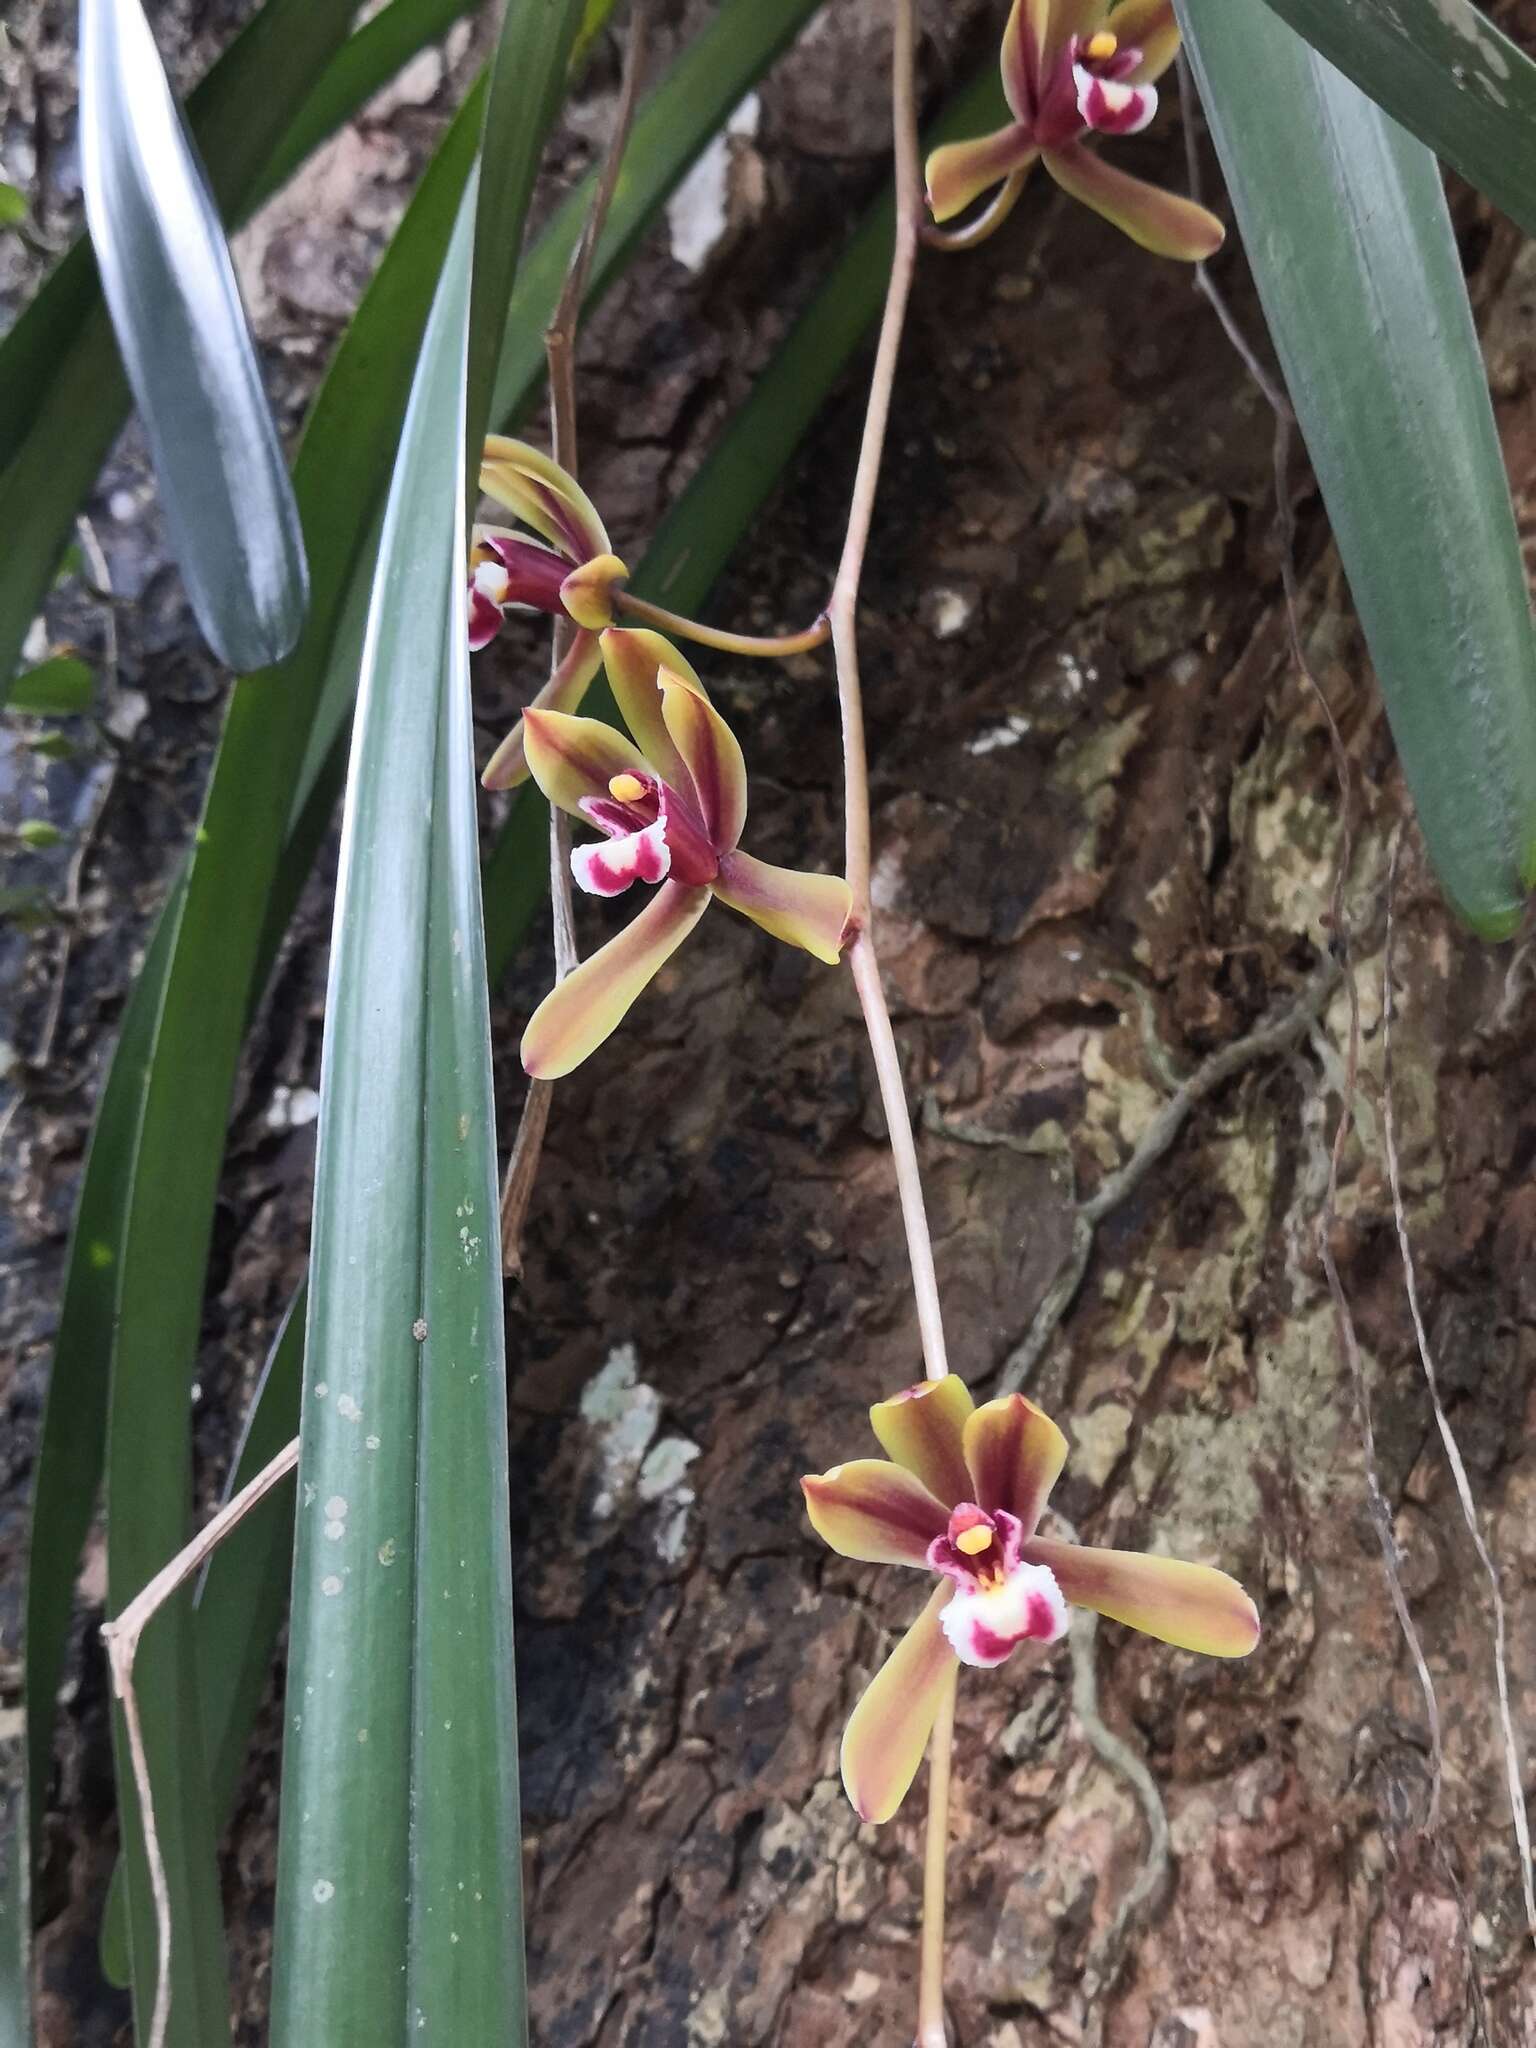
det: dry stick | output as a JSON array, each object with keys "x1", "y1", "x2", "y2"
[
  {"x1": 914, "y1": 1675, "x2": 959, "y2": 2048},
  {"x1": 830, "y1": 10, "x2": 958, "y2": 2042},
  {"x1": 1381, "y1": 833, "x2": 1536, "y2": 1943},
  {"x1": 830, "y1": 0, "x2": 949, "y2": 1389},
  {"x1": 498, "y1": 4, "x2": 650, "y2": 1277},
  {"x1": 100, "y1": 1437, "x2": 301, "y2": 2048}
]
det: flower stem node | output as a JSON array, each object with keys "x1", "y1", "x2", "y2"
[
  {"x1": 924, "y1": 1, "x2": 1225, "y2": 261},
  {"x1": 801, "y1": 1376, "x2": 1260, "y2": 1823}
]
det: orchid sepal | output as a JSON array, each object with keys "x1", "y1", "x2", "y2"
[
  {"x1": 479, "y1": 434, "x2": 612, "y2": 560},
  {"x1": 801, "y1": 1460, "x2": 950, "y2": 1566},
  {"x1": 840, "y1": 1585, "x2": 958, "y2": 1826},
  {"x1": 520, "y1": 881, "x2": 711, "y2": 1081},
  {"x1": 711, "y1": 851, "x2": 852, "y2": 965},
  {"x1": 1042, "y1": 142, "x2": 1225, "y2": 260},
  {"x1": 481, "y1": 632, "x2": 603, "y2": 791}
]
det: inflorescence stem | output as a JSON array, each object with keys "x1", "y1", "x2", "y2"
[
  {"x1": 915, "y1": 1674, "x2": 959, "y2": 2048},
  {"x1": 831, "y1": 6, "x2": 956, "y2": 2039},
  {"x1": 611, "y1": 587, "x2": 831, "y2": 659},
  {"x1": 827, "y1": 0, "x2": 948, "y2": 1387}
]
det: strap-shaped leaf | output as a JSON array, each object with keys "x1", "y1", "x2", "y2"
[
  {"x1": 93, "y1": 88, "x2": 485, "y2": 2045},
  {"x1": 1179, "y1": 0, "x2": 1536, "y2": 936},
  {"x1": 269, "y1": 180, "x2": 526, "y2": 2042},
  {"x1": 79, "y1": 0, "x2": 307, "y2": 669},
  {"x1": 0, "y1": 0, "x2": 465, "y2": 695},
  {"x1": 1255, "y1": 0, "x2": 1536, "y2": 239}
]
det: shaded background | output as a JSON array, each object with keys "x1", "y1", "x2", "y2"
[{"x1": 5, "y1": 0, "x2": 1536, "y2": 2040}]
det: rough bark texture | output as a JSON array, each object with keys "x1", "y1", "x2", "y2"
[{"x1": 5, "y1": 1, "x2": 1536, "y2": 2043}]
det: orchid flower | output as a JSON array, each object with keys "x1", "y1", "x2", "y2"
[
  {"x1": 471, "y1": 438, "x2": 629, "y2": 788},
  {"x1": 518, "y1": 628, "x2": 853, "y2": 1078},
  {"x1": 925, "y1": 1, "x2": 1224, "y2": 261},
  {"x1": 803, "y1": 1376, "x2": 1259, "y2": 1823}
]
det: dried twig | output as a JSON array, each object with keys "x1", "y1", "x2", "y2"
[
  {"x1": 499, "y1": 3, "x2": 650, "y2": 1277},
  {"x1": 100, "y1": 1437, "x2": 301, "y2": 2048},
  {"x1": 1382, "y1": 833, "x2": 1536, "y2": 1941}
]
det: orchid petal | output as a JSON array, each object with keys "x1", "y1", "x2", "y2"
[
  {"x1": 481, "y1": 634, "x2": 604, "y2": 791},
  {"x1": 940, "y1": 1562, "x2": 1068, "y2": 1667},
  {"x1": 600, "y1": 627, "x2": 706, "y2": 787},
  {"x1": 468, "y1": 581, "x2": 506, "y2": 654},
  {"x1": 1109, "y1": 0, "x2": 1180, "y2": 83},
  {"x1": 1042, "y1": 142, "x2": 1224, "y2": 261},
  {"x1": 962, "y1": 1395, "x2": 1069, "y2": 1539},
  {"x1": 927, "y1": 128, "x2": 1038, "y2": 225},
  {"x1": 1025, "y1": 1536, "x2": 1260, "y2": 1657},
  {"x1": 801, "y1": 1459, "x2": 950, "y2": 1566},
  {"x1": 520, "y1": 707, "x2": 651, "y2": 820},
  {"x1": 1005, "y1": 0, "x2": 1046, "y2": 116},
  {"x1": 660, "y1": 673, "x2": 747, "y2": 851},
  {"x1": 840, "y1": 1586, "x2": 958, "y2": 1824},
  {"x1": 474, "y1": 528, "x2": 570, "y2": 612},
  {"x1": 869, "y1": 1376, "x2": 974, "y2": 1509},
  {"x1": 520, "y1": 881, "x2": 711, "y2": 1079},
  {"x1": 479, "y1": 435, "x2": 612, "y2": 561},
  {"x1": 560, "y1": 551, "x2": 629, "y2": 631},
  {"x1": 711, "y1": 850, "x2": 851, "y2": 965},
  {"x1": 1074, "y1": 67, "x2": 1157, "y2": 137},
  {"x1": 571, "y1": 819, "x2": 671, "y2": 898}
]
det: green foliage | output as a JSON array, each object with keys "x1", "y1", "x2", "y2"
[
  {"x1": 6, "y1": 657, "x2": 94, "y2": 716},
  {"x1": 1254, "y1": 0, "x2": 1536, "y2": 238},
  {"x1": 79, "y1": 0, "x2": 309, "y2": 669},
  {"x1": 269, "y1": 184, "x2": 527, "y2": 2043},
  {"x1": 1179, "y1": 0, "x2": 1536, "y2": 936}
]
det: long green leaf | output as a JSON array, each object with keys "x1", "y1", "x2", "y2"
[
  {"x1": 1255, "y1": 0, "x2": 1536, "y2": 239},
  {"x1": 80, "y1": 0, "x2": 309, "y2": 669},
  {"x1": 1179, "y1": 0, "x2": 1536, "y2": 936},
  {"x1": 0, "y1": 1736, "x2": 28, "y2": 2048},
  {"x1": 467, "y1": 0, "x2": 585, "y2": 470},
  {"x1": 271, "y1": 181, "x2": 525, "y2": 2043},
  {"x1": 252, "y1": 0, "x2": 478, "y2": 209},
  {"x1": 23, "y1": 871, "x2": 186, "y2": 1881},
  {"x1": 98, "y1": 90, "x2": 486, "y2": 2046},
  {"x1": 0, "y1": 0, "x2": 355, "y2": 693}
]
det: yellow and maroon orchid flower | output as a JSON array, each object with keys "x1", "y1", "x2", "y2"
[
  {"x1": 470, "y1": 439, "x2": 629, "y2": 788},
  {"x1": 803, "y1": 1377, "x2": 1259, "y2": 1823},
  {"x1": 519, "y1": 628, "x2": 853, "y2": 1078},
  {"x1": 470, "y1": 435, "x2": 627, "y2": 651},
  {"x1": 925, "y1": 1, "x2": 1224, "y2": 261}
]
